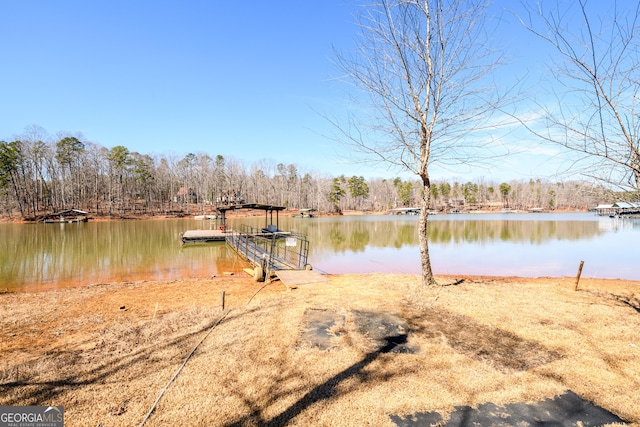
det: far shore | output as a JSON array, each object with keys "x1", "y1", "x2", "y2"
[{"x1": 0, "y1": 206, "x2": 590, "y2": 224}]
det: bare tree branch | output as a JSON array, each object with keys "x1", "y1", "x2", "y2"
[{"x1": 517, "y1": 0, "x2": 640, "y2": 194}]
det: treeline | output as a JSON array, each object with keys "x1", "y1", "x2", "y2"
[{"x1": 0, "y1": 133, "x2": 614, "y2": 219}]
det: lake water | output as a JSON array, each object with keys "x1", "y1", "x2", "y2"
[{"x1": 1, "y1": 212, "x2": 638, "y2": 292}]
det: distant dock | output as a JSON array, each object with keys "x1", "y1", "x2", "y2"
[{"x1": 40, "y1": 208, "x2": 89, "y2": 223}]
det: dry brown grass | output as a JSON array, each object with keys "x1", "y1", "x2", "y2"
[{"x1": 1, "y1": 274, "x2": 639, "y2": 426}]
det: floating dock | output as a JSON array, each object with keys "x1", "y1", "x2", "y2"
[
  {"x1": 181, "y1": 229, "x2": 292, "y2": 243},
  {"x1": 181, "y1": 229, "x2": 228, "y2": 242},
  {"x1": 181, "y1": 203, "x2": 314, "y2": 283},
  {"x1": 181, "y1": 203, "x2": 287, "y2": 244}
]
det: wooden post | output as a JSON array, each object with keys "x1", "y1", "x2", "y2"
[
  {"x1": 221, "y1": 290, "x2": 226, "y2": 311},
  {"x1": 574, "y1": 260, "x2": 584, "y2": 291}
]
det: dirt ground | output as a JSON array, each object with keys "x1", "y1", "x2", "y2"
[{"x1": 1, "y1": 273, "x2": 639, "y2": 426}]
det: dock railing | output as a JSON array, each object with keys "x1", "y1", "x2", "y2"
[
  {"x1": 270, "y1": 231, "x2": 310, "y2": 271},
  {"x1": 226, "y1": 224, "x2": 310, "y2": 277}
]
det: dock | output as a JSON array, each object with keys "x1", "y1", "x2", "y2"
[
  {"x1": 181, "y1": 229, "x2": 292, "y2": 243},
  {"x1": 181, "y1": 229, "x2": 228, "y2": 242},
  {"x1": 226, "y1": 224, "x2": 309, "y2": 281},
  {"x1": 40, "y1": 208, "x2": 89, "y2": 223},
  {"x1": 182, "y1": 203, "x2": 288, "y2": 244},
  {"x1": 182, "y1": 203, "x2": 314, "y2": 282}
]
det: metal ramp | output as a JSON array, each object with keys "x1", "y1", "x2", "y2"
[{"x1": 226, "y1": 224, "x2": 310, "y2": 282}]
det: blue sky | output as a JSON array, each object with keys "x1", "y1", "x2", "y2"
[{"x1": 0, "y1": 1, "x2": 612, "y2": 182}]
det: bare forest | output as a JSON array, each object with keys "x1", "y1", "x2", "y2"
[{"x1": 0, "y1": 134, "x2": 617, "y2": 220}]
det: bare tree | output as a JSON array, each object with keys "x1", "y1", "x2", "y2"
[
  {"x1": 520, "y1": 0, "x2": 640, "y2": 195},
  {"x1": 334, "y1": 0, "x2": 504, "y2": 286}
]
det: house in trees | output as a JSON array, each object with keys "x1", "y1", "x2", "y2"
[
  {"x1": 174, "y1": 187, "x2": 197, "y2": 204},
  {"x1": 447, "y1": 197, "x2": 465, "y2": 212}
]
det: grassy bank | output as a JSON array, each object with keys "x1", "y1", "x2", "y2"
[{"x1": 1, "y1": 274, "x2": 639, "y2": 426}]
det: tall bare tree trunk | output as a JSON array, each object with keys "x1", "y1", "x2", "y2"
[{"x1": 418, "y1": 179, "x2": 436, "y2": 286}]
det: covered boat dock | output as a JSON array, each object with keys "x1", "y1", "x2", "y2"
[
  {"x1": 181, "y1": 203, "x2": 313, "y2": 283},
  {"x1": 40, "y1": 209, "x2": 89, "y2": 223},
  {"x1": 217, "y1": 203, "x2": 287, "y2": 231},
  {"x1": 594, "y1": 202, "x2": 640, "y2": 217},
  {"x1": 181, "y1": 203, "x2": 287, "y2": 243}
]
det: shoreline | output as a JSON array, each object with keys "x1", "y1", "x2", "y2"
[
  {"x1": 0, "y1": 207, "x2": 591, "y2": 224},
  {"x1": 3, "y1": 272, "x2": 638, "y2": 295}
]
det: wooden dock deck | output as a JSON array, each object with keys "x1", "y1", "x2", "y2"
[
  {"x1": 181, "y1": 229, "x2": 291, "y2": 243},
  {"x1": 181, "y1": 229, "x2": 228, "y2": 243}
]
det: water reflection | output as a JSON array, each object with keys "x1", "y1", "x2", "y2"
[
  {"x1": 1, "y1": 213, "x2": 638, "y2": 292},
  {"x1": 0, "y1": 220, "x2": 242, "y2": 292},
  {"x1": 224, "y1": 213, "x2": 638, "y2": 280},
  {"x1": 247, "y1": 214, "x2": 604, "y2": 250}
]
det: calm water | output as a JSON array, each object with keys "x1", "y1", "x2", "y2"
[{"x1": 1, "y1": 213, "x2": 638, "y2": 292}]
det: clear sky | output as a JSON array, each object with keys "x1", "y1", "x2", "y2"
[{"x1": 0, "y1": 1, "x2": 614, "y2": 183}]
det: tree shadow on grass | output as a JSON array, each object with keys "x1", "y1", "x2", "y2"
[
  {"x1": 223, "y1": 334, "x2": 408, "y2": 427},
  {"x1": 405, "y1": 306, "x2": 562, "y2": 372}
]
